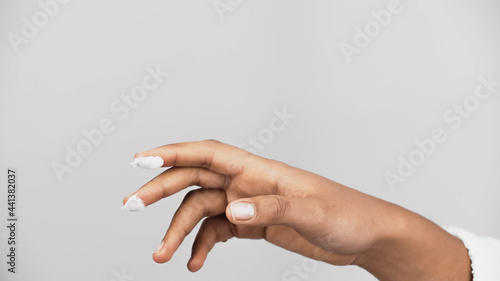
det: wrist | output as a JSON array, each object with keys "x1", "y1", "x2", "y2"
[{"x1": 354, "y1": 203, "x2": 472, "y2": 281}]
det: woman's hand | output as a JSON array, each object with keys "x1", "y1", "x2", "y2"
[{"x1": 122, "y1": 140, "x2": 471, "y2": 281}]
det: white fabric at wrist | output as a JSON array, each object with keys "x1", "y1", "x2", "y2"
[{"x1": 444, "y1": 225, "x2": 500, "y2": 281}]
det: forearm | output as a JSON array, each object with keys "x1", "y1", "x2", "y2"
[{"x1": 355, "y1": 203, "x2": 472, "y2": 281}]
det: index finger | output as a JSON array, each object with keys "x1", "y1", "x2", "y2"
[{"x1": 134, "y1": 140, "x2": 256, "y2": 176}]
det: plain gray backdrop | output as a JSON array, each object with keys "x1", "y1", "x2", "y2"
[{"x1": 1, "y1": 0, "x2": 499, "y2": 280}]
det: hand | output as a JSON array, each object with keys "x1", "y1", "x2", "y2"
[{"x1": 122, "y1": 140, "x2": 471, "y2": 281}]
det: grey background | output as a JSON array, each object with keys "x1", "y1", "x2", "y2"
[{"x1": 1, "y1": 0, "x2": 499, "y2": 280}]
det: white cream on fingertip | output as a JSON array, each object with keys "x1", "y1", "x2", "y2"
[
  {"x1": 121, "y1": 194, "x2": 145, "y2": 211},
  {"x1": 130, "y1": 156, "x2": 164, "y2": 169}
]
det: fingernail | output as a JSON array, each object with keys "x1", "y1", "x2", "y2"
[
  {"x1": 230, "y1": 202, "x2": 255, "y2": 221},
  {"x1": 121, "y1": 194, "x2": 145, "y2": 211},
  {"x1": 130, "y1": 156, "x2": 164, "y2": 169},
  {"x1": 155, "y1": 241, "x2": 164, "y2": 253}
]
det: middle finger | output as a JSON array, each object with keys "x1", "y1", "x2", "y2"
[{"x1": 153, "y1": 188, "x2": 227, "y2": 263}]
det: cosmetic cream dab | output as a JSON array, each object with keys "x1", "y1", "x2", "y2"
[
  {"x1": 121, "y1": 194, "x2": 145, "y2": 211},
  {"x1": 130, "y1": 156, "x2": 164, "y2": 169}
]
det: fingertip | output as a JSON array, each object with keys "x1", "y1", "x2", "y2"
[
  {"x1": 121, "y1": 193, "x2": 146, "y2": 211},
  {"x1": 122, "y1": 192, "x2": 139, "y2": 207},
  {"x1": 130, "y1": 156, "x2": 164, "y2": 170},
  {"x1": 187, "y1": 255, "x2": 204, "y2": 272},
  {"x1": 152, "y1": 249, "x2": 171, "y2": 264},
  {"x1": 225, "y1": 200, "x2": 255, "y2": 223},
  {"x1": 134, "y1": 152, "x2": 145, "y2": 159},
  {"x1": 153, "y1": 237, "x2": 182, "y2": 264},
  {"x1": 122, "y1": 193, "x2": 134, "y2": 207}
]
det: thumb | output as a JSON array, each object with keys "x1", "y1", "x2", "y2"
[{"x1": 225, "y1": 195, "x2": 323, "y2": 232}]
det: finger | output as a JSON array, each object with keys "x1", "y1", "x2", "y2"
[
  {"x1": 187, "y1": 215, "x2": 236, "y2": 272},
  {"x1": 122, "y1": 167, "x2": 229, "y2": 207},
  {"x1": 153, "y1": 188, "x2": 227, "y2": 264},
  {"x1": 225, "y1": 195, "x2": 325, "y2": 236},
  {"x1": 134, "y1": 140, "x2": 256, "y2": 176}
]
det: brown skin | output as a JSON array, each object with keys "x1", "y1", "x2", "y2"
[{"x1": 123, "y1": 140, "x2": 472, "y2": 281}]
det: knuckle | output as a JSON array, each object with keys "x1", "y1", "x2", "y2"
[
  {"x1": 183, "y1": 189, "x2": 199, "y2": 203},
  {"x1": 182, "y1": 189, "x2": 213, "y2": 215},
  {"x1": 221, "y1": 175, "x2": 232, "y2": 189},
  {"x1": 200, "y1": 151, "x2": 215, "y2": 169},
  {"x1": 184, "y1": 189, "x2": 206, "y2": 206},
  {"x1": 199, "y1": 189, "x2": 221, "y2": 209},
  {"x1": 226, "y1": 159, "x2": 243, "y2": 177},
  {"x1": 182, "y1": 190, "x2": 206, "y2": 213},
  {"x1": 205, "y1": 188, "x2": 223, "y2": 199},
  {"x1": 189, "y1": 168, "x2": 202, "y2": 186}
]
